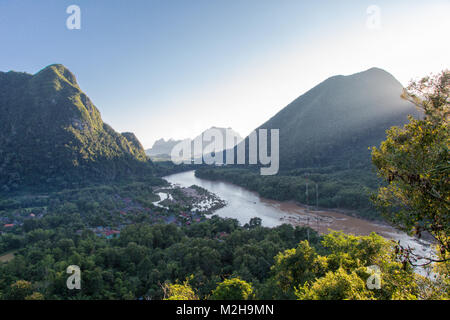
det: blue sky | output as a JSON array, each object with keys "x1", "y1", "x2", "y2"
[{"x1": 1, "y1": 0, "x2": 449, "y2": 148}]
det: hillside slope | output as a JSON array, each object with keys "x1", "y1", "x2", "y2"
[
  {"x1": 197, "y1": 68, "x2": 422, "y2": 217},
  {"x1": 247, "y1": 67, "x2": 420, "y2": 169},
  {"x1": 0, "y1": 64, "x2": 151, "y2": 191}
]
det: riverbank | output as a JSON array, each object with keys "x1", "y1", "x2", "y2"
[
  {"x1": 194, "y1": 166, "x2": 382, "y2": 221},
  {"x1": 164, "y1": 170, "x2": 436, "y2": 273}
]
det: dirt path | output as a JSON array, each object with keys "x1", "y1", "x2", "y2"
[
  {"x1": 273, "y1": 201, "x2": 397, "y2": 237},
  {"x1": 0, "y1": 250, "x2": 16, "y2": 263}
]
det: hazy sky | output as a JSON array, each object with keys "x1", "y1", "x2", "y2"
[{"x1": 1, "y1": 0, "x2": 449, "y2": 148}]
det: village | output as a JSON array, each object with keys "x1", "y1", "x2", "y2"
[
  {"x1": 0, "y1": 183, "x2": 227, "y2": 240},
  {"x1": 0, "y1": 207, "x2": 46, "y2": 235}
]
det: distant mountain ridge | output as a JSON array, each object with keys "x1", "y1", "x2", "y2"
[
  {"x1": 0, "y1": 64, "x2": 151, "y2": 191},
  {"x1": 146, "y1": 138, "x2": 183, "y2": 157},
  {"x1": 147, "y1": 127, "x2": 243, "y2": 161}
]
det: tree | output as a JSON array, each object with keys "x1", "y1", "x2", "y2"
[
  {"x1": 271, "y1": 241, "x2": 327, "y2": 295},
  {"x1": 372, "y1": 70, "x2": 449, "y2": 268},
  {"x1": 210, "y1": 278, "x2": 253, "y2": 300},
  {"x1": 25, "y1": 292, "x2": 45, "y2": 300},
  {"x1": 247, "y1": 217, "x2": 262, "y2": 229},
  {"x1": 163, "y1": 278, "x2": 198, "y2": 300},
  {"x1": 270, "y1": 233, "x2": 423, "y2": 300},
  {"x1": 7, "y1": 280, "x2": 33, "y2": 300},
  {"x1": 296, "y1": 268, "x2": 373, "y2": 300}
]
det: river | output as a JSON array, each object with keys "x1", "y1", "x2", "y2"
[{"x1": 164, "y1": 170, "x2": 435, "y2": 269}]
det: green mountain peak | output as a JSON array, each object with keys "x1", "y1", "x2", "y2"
[
  {"x1": 0, "y1": 65, "x2": 151, "y2": 191},
  {"x1": 32, "y1": 64, "x2": 80, "y2": 90},
  {"x1": 239, "y1": 68, "x2": 421, "y2": 169}
]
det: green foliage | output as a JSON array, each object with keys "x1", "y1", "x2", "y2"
[
  {"x1": 414, "y1": 251, "x2": 450, "y2": 300},
  {"x1": 163, "y1": 278, "x2": 198, "y2": 300},
  {"x1": 0, "y1": 64, "x2": 155, "y2": 191},
  {"x1": 210, "y1": 278, "x2": 253, "y2": 300},
  {"x1": 296, "y1": 268, "x2": 372, "y2": 300},
  {"x1": 271, "y1": 241, "x2": 327, "y2": 296},
  {"x1": 0, "y1": 201, "x2": 319, "y2": 300},
  {"x1": 7, "y1": 280, "x2": 33, "y2": 300},
  {"x1": 372, "y1": 70, "x2": 449, "y2": 264},
  {"x1": 267, "y1": 231, "x2": 429, "y2": 300},
  {"x1": 0, "y1": 65, "x2": 447, "y2": 300},
  {"x1": 25, "y1": 292, "x2": 45, "y2": 300},
  {"x1": 1, "y1": 192, "x2": 446, "y2": 300},
  {"x1": 320, "y1": 232, "x2": 421, "y2": 300}
]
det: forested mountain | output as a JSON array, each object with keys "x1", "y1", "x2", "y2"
[
  {"x1": 242, "y1": 67, "x2": 421, "y2": 169},
  {"x1": 0, "y1": 64, "x2": 151, "y2": 191}
]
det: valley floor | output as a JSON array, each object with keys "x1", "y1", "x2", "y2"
[{"x1": 165, "y1": 169, "x2": 437, "y2": 276}]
